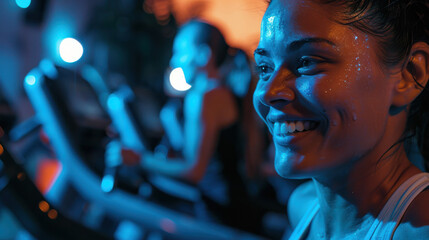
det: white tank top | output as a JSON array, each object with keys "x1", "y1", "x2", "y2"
[{"x1": 286, "y1": 172, "x2": 429, "y2": 240}]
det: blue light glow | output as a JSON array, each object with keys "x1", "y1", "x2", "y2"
[
  {"x1": 16, "y1": 0, "x2": 31, "y2": 8},
  {"x1": 59, "y1": 38, "x2": 83, "y2": 63},
  {"x1": 169, "y1": 67, "x2": 191, "y2": 91},
  {"x1": 25, "y1": 75, "x2": 36, "y2": 86},
  {"x1": 107, "y1": 95, "x2": 123, "y2": 111},
  {"x1": 115, "y1": 221, "x2": 143, "y2": 240},
  {"x1": 39, "y1": 59, "x2": 58, "y2": 79},
  {"x1": 101, "y1": 174, "x2": 114, "y2": 192}
]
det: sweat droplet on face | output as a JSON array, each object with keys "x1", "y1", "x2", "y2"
[
  {"x1": 352, "y1": 113, "x2": 357, "y2": 121},
  {"x1": 365, "y1": 35, "x2": 369, "y2": 48},
  {"x1": 354, "y1": 57, "x2": 362, "y2": 71},
  {"x1": 265, "y1": 15, "x2": 276, "y2": 38}
]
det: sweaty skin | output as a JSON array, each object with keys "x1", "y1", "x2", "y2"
[
  {"x1": 254, "y1": 0, "x2": 399, "y2": 179},
  {"x1": 253, "y1": 0, "x2": 429, "y2": 238}
]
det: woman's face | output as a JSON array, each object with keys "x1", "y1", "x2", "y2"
[
  {"x1": 170, "y1": 25, "x2": 200, "y2": 85},
  {"x1": 253, "y1": 0, "x2": 398, "y2": 178}
]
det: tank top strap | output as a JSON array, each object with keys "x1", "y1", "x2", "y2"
[
  {"x1": 364, "y1": 172, "x2": 429, "y2": 240},
  {"x1": 286, "y1": 199, "x2": 320, "y2": 240}
]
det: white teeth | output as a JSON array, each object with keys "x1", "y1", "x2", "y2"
[
  {"x1": 296, "y1": 121, "x2": 304, "y2": 132},
  {"x1": 288, "y1": 122, "x2": 296, "y2": 133},
  {"x1": 273, "y1": 120, "x2": 317, "y2": 135}
]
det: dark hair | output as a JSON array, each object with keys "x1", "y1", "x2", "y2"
[
  {"x1": 267, "y1": 0, "x2": 429, "y2": 166},
  {"x1": 181, "y1": 19, "x2": 229, "y2": 67},
  {"x1": 317, "y1": 0, "x2": 429, "y2": 167},
  {"x1": 319, "y1": 0, "x2": 428, "y2": 66}
]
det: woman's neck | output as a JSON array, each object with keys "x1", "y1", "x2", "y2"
[{"x1": 311, "y1": 147, "x2": 420, "y2": 238}]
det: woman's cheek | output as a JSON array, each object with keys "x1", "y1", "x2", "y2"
[
  {"x1": 253, "y1": 84, "x2": 270, "y2": 122},
  {"x1": 295, "y1": 75, "x2": 333, "y2": 106}
]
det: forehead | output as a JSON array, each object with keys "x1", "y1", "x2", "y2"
[{"x1": 260, "y1": 0, "x2": 342, "y2": 47}]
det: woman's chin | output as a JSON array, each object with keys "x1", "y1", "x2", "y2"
[{"x1": 274, "y1": 152, "x2": 319, "y2": 179}]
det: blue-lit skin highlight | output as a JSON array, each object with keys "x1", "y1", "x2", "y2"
[
  {"x1": 253, "y1": 0, "x2": 429, "y2": 239},
  {"x1": 59, "y1": 38, "x2": 83, "y2": 63},
  {"x1": 253, "y1": 0, "x2": 388, "y2": 179},
  {"x1": 16, "y1": 0, "x2": 31, "y2": 8}
]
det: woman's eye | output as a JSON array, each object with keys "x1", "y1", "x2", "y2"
[
  {"x1": 297, "y1": 56, "x2": 324, "y2": 75},
  {"x1": 301, "y1": 59, "x2": 311, "y2": 67},
  {"x1": 256, "y1": 64, "x2": 273, "y2": 80}
]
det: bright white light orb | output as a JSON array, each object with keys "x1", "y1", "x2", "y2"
[
  {"x1": 59, "y1": 38, "x2": 83, "y2": 63},
  {"x1": 169, "y1": 68, "x2": 191, "y2": 91},
  {"x1": 16, "y1": 0, "x2": 31, "y2": 8},
  {"x1": 25, "y1": 75, "x2": 36, "y2": 86}
]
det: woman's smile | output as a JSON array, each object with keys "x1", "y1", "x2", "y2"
[
  {"x1": 267, "y1": 111, "x2": 321, "y2": 146},
  {"x1": 255, "y1": 0, "x2": 429, "y2": 238},
  {"x1": 252, "y1": 0, "x2": 399, "y2": 178},
  {"x1": 272, "y1": 120, "x2": 318, "y2": 135}
]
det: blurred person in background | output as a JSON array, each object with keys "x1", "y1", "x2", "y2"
[{"x1": 122, "y1": 19, "x2": 267, "y2": 234}]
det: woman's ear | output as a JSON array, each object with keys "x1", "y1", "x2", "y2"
[{"x1": 392, "y1": 42, "x2": 429, "y2": 107}]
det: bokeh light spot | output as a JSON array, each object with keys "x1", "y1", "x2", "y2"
[
  {"x1": 38, "y1": 201, "x2": 50, "y2": 213},
  {"x1": 17, "y1": 172, "x2": 26, "y2": 181},
  {"x1": 16, "y1": 0, "x2": 31, "y2": 8},
  {"x1": 160, "y1": 218, "x2": 176, "y2": 233},
  {"x1": 25, "y1": 75, "x2": 36, "y2": 86},
  {"x1": 169, "y1": 68, "x2": 191, "y2": 91},
  {"x1": 48, "y1": 209, "x2": 58, "y2": 219},
  {"x1": 59, "y1": 38, "x2": 84, "y2": 63}
]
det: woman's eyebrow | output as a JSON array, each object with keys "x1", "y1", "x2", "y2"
[
  {"x1": 287, "y1": 37, "x2": 336, "y2": 51},
  {"x1": 254, "y1": 48, "x2": 268, "y2": 57},
  {"x1": 254, "y1": 37, "x2": 336, "y2": 58}
]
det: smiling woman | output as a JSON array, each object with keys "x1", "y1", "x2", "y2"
[{"x1": 253, "y1": 0, "x2": 429, "y2": 239}]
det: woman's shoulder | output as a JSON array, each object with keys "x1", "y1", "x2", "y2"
[
  {"x1": 393, "y1": 188, "x2": 429, "y2": 239},
  {"x1": 287, "y1": 180, "x2": 317, "y2": 228}
]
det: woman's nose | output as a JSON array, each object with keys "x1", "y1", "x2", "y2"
[{"x1": 257, "y1": 69, "x2": 296, "y2": 108}]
